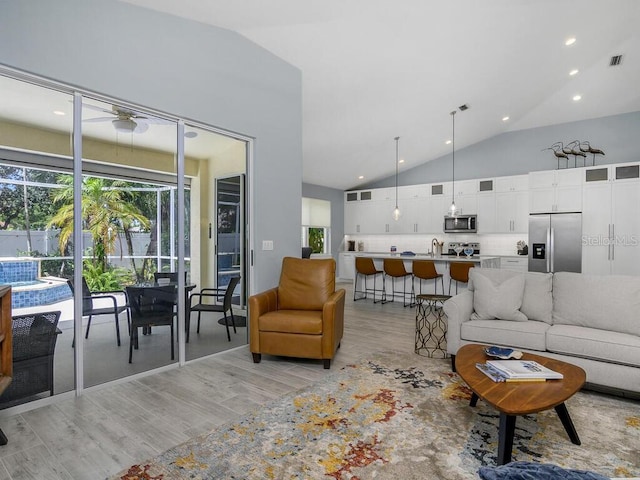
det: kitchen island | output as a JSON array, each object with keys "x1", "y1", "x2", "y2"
[{"x1": 344, "y1": 253, "x2": 499, "y2": 297}]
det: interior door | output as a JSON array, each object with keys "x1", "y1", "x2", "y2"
[{"x1": 215, "y1": 174, "x2": 245, "y2": 307}]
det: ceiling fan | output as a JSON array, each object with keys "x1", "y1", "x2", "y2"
[{"x1": 83, "y1": 104, "x2": 170, "y2": 134}]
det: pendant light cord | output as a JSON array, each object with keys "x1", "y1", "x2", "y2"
[
  {"x1": 395, "y1": 136, "x2": 399, "y2": 207},
  {"x1": 450, "y1": 111, "x2": 456, "y2": 211}
]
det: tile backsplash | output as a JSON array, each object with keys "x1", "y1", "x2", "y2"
[{"x1": 342, "y1": 233, "x2": 527, "y2": 256}]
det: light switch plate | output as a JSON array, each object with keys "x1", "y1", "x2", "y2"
[{"x1": 262, "y1": 240, "x2": 274, "y2": 250}]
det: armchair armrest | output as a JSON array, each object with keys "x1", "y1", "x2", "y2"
[
  {"x1": 443, "y1": 290, "x2": 474, "y2": 356},
  {"x1": 249, "y1": 287, "x2": 279, "y2": 352},
  {"x1": 321, "y1": 288, "x2": 346, "y2": 357},
  {"x1": 85, "y1": 293, "x2": 120, "y2": 309}
]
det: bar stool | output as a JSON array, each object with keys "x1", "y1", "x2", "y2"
[
  {"x1": 382, "y1": 258, "x2": 414, "y2": 307},
  {"x1": 448, "y1": 261, "x2": 475, "y2": 295},
  {"x1": 412, "y1": 260, "x2": 445, "y2": 295},
  {"x1": 353, "y1": 257, "x2": 385, "y2": 303}
]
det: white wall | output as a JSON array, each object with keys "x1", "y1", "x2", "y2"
[{"x1": 0, "y1": 0, "x2": 302, "y2": 293}]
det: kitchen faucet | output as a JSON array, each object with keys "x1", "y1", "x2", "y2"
[{"x1": 430, "y1": 238, "x2": 439, "y2": 257}]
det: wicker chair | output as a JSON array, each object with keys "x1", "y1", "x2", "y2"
[{"x1": 1, "y1": 311, "x2": 61, "y2": 404}]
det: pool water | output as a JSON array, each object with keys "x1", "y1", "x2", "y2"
[{"x1": 0, "y1": 259, "x2": 72, "y2": 309}]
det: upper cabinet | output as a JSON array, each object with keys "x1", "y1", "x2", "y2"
[
  {"x1": 495, "y1": 175, "x2": 529, "y2": 233},
  {"x1": 529, "y1": 168, "x2": 582, "y2": 213},
  {"x1": 582, "y1": 163, "x2": 640, "y2": 275}
]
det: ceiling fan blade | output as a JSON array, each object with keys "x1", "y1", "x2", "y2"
[
  {"x1": 82, "y1": 103, "x2": 115, "y2": 114},
  {"x1": 84, "y1": 117, "x2": 115, "y2": 123},
  {"x1": 133, "y1": 122, "x2": 149, "y2": 134}
]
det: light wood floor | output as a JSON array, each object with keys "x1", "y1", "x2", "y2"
[{"x1": 0, "y1": 282, "x2": 423, "y2": 479}]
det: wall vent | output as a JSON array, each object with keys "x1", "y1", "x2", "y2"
[
  {"x1": 610, "y1": 55, "x2": 623, "y2": 66},
  {"x1": 458, "y1": 104, "x2": 469, "y2": 111}
]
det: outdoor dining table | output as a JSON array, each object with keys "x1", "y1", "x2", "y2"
[{"x1": 134, "y1": 282, "x2": 197, "y2": 338}]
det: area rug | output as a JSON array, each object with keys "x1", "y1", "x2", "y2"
[{"x1": 110, "y1": 351, "x2": 639, "y2": 480}]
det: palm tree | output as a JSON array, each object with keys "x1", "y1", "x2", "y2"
[{"x1": 47, "y1": 175, "x2": 150, "y2": 274}]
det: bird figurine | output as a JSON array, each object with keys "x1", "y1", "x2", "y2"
[
  {"x1": 567, "y1": 140, "x2": 588, "y2": 168},
  {"x1": 579, "y1": 141, "x2": 605, "y2": 166},
  {"x1": 542, "y1": 142, "x2": 570, "y2": 169}
]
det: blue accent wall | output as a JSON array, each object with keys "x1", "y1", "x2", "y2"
[{"x1": 0, "y1": 0, "x2": 303, "y2": 293}]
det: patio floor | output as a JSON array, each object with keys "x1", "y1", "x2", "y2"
[{"x1": 3, "y1": 295, "x2": 248, "y2": 409}]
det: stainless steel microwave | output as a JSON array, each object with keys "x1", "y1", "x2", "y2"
[{"x1": 443, "y1": 215, "x2": 477, "y2": 233}]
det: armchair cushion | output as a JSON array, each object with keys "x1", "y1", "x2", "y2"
[
  {"x1": 258, "y1": 310, "x2": 323, "y2": 335},
  {"x1": 278, "y1": 257, "x2": 336, "y2": 310}
]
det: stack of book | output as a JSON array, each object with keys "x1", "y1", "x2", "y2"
[{"x1": 476, "y1": 359, "x2": 564, "y2": 383}]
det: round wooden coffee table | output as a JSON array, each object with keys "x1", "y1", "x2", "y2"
[{"x1": 455, "y1": 343, "x2": 586, "y2": 465}]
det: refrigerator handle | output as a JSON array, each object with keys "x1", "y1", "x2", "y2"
[
  {"x1": 549, "y1": 227, "x2": 555, "y2": 272},
  {"x1": 608, "y1": 224, "x2": 611, "y2": 261},
  {"x1": 546, "y1": 227, "x2": 551, "y2": 272}
]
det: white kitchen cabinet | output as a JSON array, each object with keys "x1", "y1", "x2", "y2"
[
  {"x1": 493, "y1": 175, "x2": 529, "y2": 233},
  {"x1": 529, "y1": 168, "x2": 582, "y2": 213},
  {"x1": 476, "y1": 192, "x2": 496, "y2": 233},
  {"x1": 425, "y1": 183, "x2": 450, "y2": 233},
  {"x1": 581, "y1": 163, "x2": 640, "y2": 275},
  {"x1": 338, "y1": 252, "x2": 356, "y2": 280},
  {"x1": 452, "y1": 179, "x2": 478, "y2": 215},
  {"x1": 500, "y1": 256, "x2": 528, "y2": 272},
  {"x1": 343, "y1": 190, "x2": 379, "y2": 234}
]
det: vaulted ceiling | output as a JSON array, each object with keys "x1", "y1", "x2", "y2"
[{"x1": 93, "y1": 1, "x2": 640, "y2": 188}]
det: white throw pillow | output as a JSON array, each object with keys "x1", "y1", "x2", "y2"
[
  {"x1": 521, "y1": 272, "x2": 553, "y2": 323},
  {"x1": 470, "y1": 269, "x2": 528, "y2": 322}
]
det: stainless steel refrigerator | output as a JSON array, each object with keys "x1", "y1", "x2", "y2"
[{"x1": 528, "y1": 213, "x2": 582, "y2": 273}]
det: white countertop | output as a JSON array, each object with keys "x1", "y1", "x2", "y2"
[{"x1": 351, "y1": 252, "x2": 489, "y2": 263}]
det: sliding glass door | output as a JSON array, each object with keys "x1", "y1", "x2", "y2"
[{"x1": 0, "y1": 69, "x2": 252, "y2": 410}]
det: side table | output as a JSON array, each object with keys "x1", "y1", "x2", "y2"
[{"x1": 415, "y1": 293, "x2": 451, "y2": 358}]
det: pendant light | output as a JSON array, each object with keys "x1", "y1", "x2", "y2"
[
  {"x1": 449, "y1": 111, "x2": 459, "y2": 216},
  {"x1": 392, "y1": 136, "x2": 401, "y2": 221}
]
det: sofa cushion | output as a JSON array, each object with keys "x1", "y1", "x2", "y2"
[
  {"x1": 520, "y1": 272, "x2": 553, "y2": 324},
  {"x1": 547, "y1": 324, "x2": 640, "y2": 368},
  {"x1": 460, "y1": 319, "x2": 549, "y2": 351},
  {"x1": 553, "y1": 272, "x2": 640, "y2": 336},
  {"x1": 469, "y1": 269, "x2": 527, "y2": 322}
]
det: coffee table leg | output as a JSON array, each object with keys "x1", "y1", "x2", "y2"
[
  {"x1": 555, "y1": 402, "x2": 581, "y2": 445},
  {"x1": 497, "y1": 413, "x2": 516, "y2": 465},
  {"x1": 469, "y1": 392, "x2": 479, "y2": 407}
]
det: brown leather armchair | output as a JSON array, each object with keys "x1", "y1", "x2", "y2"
[{"x1": 249, "y1": 257, "x2": 345, "y2": 369}]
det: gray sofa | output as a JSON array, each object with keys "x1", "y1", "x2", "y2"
[{"x1": 443, "y1": 268, "x2": 640, "y2": 397}]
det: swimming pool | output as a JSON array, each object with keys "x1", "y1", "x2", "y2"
[{"x1": 0, "y1": 259, "x2": 72, "y2": 309}]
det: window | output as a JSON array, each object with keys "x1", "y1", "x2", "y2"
[{"x1": 301, "y1": 197, "x2": 330, "y2": 254}]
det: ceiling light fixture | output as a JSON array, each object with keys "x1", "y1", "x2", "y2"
[
  {"x1": 565, "y1": 37, "x2": 576, "y2": 46},
  {"x1": 502, "y1": 116, "x2": 510, "y2": 122},
  {"x1": 445, "y1": 140, "x2": 452, "y2": 145},
  {"x1": 573, "y1": 94, "x2": 582, "y2": 102},
  {"x1": 358, "y1": 175, "x2": 364, "y2": 180},
  {"x1": 449, "y1": 110, "x2": 459, "y2": 216},
  {"x1": 53, "y1": 110, "x2": 66, "y2": 116},
  {"x1": 112, "y1": 118, "x2": 137, "y2": 133},
  {"x1": 569, "y1": 69, "x2": 579, "y2": 76},
  {"x1": 392, "y1": 136, "x2": 401, "y2": 221}
]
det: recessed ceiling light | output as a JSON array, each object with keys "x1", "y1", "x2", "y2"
[
  {"x1": 502, "y1": 116, "x2": 510, "y2": 122},
  {"x1": 573, "y1": 94, "x2": 582, "y2": 101},
  {"x1": 53, "y1": 110, "x2": 66, "y2": 116},
  {"x1": 445, "y1": 140, "x2": 452, "y2": 145},
  {"x1": 358, "y1": 175, "x2": 364, "y2": 180},
  {"x1": 399, "y1": 159, "x2": 405, "y2": 164},
  {"x1": 565, "y1": 37, "x2": 576, "y2": 46},
  {"x1": 569, "y1": 69, "x2": 579, "y2": 76}
]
